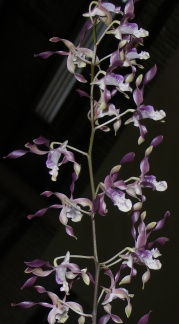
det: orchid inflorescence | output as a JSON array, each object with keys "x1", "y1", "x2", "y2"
[{"x1": 6, "y1": 0, "x2": 169, "y2": 323}]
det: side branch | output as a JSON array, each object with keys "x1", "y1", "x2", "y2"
[
  {"x1": 50, "y1": 141, "x2": 88, "y2": 156},
  {"x1": 95, "y1": 109, "x2": 135, "y2": 130}
]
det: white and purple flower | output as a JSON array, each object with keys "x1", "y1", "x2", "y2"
[
  {"x1": 125, "y1": 210, "x2": 170, "y2": 288},
  {"x1": 12, "y1": 285, "x2": 85, "y2": 324},
  {"x1": 22, "y1": 252, "x2": 90, "y2": 295},
  {"x1": 28, "y1": 190, "x2": 92, "y2": 239},
  {"x1": 4, "y1": 136, "x2": 81, "y2": 182}
]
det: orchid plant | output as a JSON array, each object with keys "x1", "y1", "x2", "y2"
[{"x1": 5, "y1": 0, "x2": 169, "y2": 323}]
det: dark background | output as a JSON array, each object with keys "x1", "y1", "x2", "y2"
[{"x1": 0, "y1": 0, "x2": 179, "y2": 323}]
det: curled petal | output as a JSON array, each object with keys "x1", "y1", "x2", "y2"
[
  {"x1": 150, "y1": 135, "x2": 163, "y2": 147},
  {"x1": 99, "y1": 314, "x2": 111, "y2": 324},
  {"x1": 147, "y1": 237, "x2": 169, "y2": 249},
  {"x1": 65, "y1": 225, "x2": 77, "y2": 239},
  {"x1": 93, "y1": 193, "x2": 108, "y2": 216},
  {"x1": 143, "y1": 65, "x2": 157, "y2": 86},
  {"x1": 34, "y1": 51, "x2": 55, "y2": 59},
  {"x1": 79, "y1": 19, "x2": 93, "y2": 43},
  {"x1": 34, "y1": 50, "x2": 68, "y2": 59},
  {"x1": 111, "y1": 314, "x2": 123, "y2": 323},
  {"x1": 21, "y1": 276, "x2": 37, "y2": 289},
  {"x1": 140, "y1": 156, "x2": 149, "y2": 176},
  {"x1": 27, "y1": 207, "x2": 49, "y2": 220},
  {"x1": 30, "y1": 268, "x2": 54, "y2": 277},
  {"x1": 11, "y1": 301, "x2": 37, "y2": 308},
  {"x1": 153, "y1": 211, "x2": 170, "y2": 231},
  {"x1": 137, "y1": 312, "x2": 152, "y2": 324},
  {"x1": 133, "y1": 86, "x2": 143, "y2": 106},
  {"x1": 28, "y1": 204, "x2": 61, "y2": 220},
  {"x1": 124, "y1": 0, "x2": 134, "y2": 15},
  {"x1": 25, "y1": 259, "x2": 51, "y2": 268},
  {"x1": 75, "y1": 73, "x2": 87, "y2": 83},
  {"x1": 4, "y1": 149, "x2": 28, "y2": 159}
]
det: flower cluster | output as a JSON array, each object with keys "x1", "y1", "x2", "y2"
[
  {"x1": 12, "y1": 285, "x2": 86, "y2": 324},
  {"x1": 7, "y1": 0, "x2": 169, "y2": 323},
  {"x1": 34, "y1": 0, "x2": 166, "y2": 138},
  {"x1": 125, "y1": 210, "x2": 170, "y2": 288},
  {"x1": 95, "y1": 136, "x2": 167, "y2": 216}
]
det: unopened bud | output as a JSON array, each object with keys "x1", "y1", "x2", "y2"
[
  {"x1": 146, "y1": 221, "x2": 157, "y2": 230},
  {"x1": 136, "y1": 74, "x2": 143, "y2": 87},
  {"x1": 141, "y1": 211, "x2": 146, "y2": 220}
]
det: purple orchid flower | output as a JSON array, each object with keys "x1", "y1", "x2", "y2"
[
  {"x1": 12, "y1": 285, "x2": 84, "y2": 324},
  {"x1": 79, "y1": 87, "x2": 121, "y2": 133},
  {"x1": 95, "y1": 153, "x2": 135, "y2": 215},
  {"x1": 126, "y1": 137, "x2": 167, "y2": 200},
  {"x1": 35, "y1": 38, "x2": 94, "y2": 83},
  {"x1": 93, "y1": 92, "x2": 121, "y2": 134},
  {"x1": 103, "y1": 154, "x2": 134, "y2": 214},
  {"x1": 102, "y1": 269, "x2": 133, "y2": 318},
  {"x1": 108, "y1": 21, "x2": 148, "y2": 40},
  {"x1": 83, "y1": 2, "x2": 113, "y2": 26},
  {"x1": 4, "y1": 136, "x2": 81, "y2": 182},
  {"x1": 79, "y1": 84, "x2": 122, "y2": 134},
  {"x1": 125, "y1": 65, "x2": 166, "y2": 143},
  {"x1": 28, "y1": 190, "x2": 92, "y2": 239},
  {"x1": 125, "y1": 210, "x2": 170, "y2": 288},
  {"x1": 22, "y1": 251, "x2": 90, "y2": 295},
  {"x1": 96, "y1": 137, "x2": 167, "y2": 216},
  {"x1": 109, "y1": 39, "x2": 149, "y2": 75},
  {"x1": 92, "y1": 69, "x2": 132, "y2": 103},
  {"x1": 125, "y1": 105, "x2": 166, "y2": 144}
]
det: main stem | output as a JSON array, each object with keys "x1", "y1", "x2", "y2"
[{"x1": 88, "y1": 23, "x2": 100, "y2": 324}]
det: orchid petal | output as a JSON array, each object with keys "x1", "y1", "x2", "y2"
[
  {"x1": 11, "y1": 301, "x2": 37, "y2": 308},
  {"x1": 4, "y1": 149, "x2": 28, "y2": 159},
  {"x1": 137, "y1": 312, "x2": 151, "y2": 324},
  {"x1": 65, "y1": 225, "x2": 77, "y2": 239},
  {"x1": 21, "y1": 276, "x2": 37, "y2": 289},
  {"x1": 111, "y1": 314, "x2": 123, "y2": 323},
  {"x1": 120, "y1": 152, "x2": 135, "y2": 165},
  {"x1": 99, "y1": 314, "x2": 111, "y2": 324},
  {"x1": 150, "y1": 135, "x2": 163, "y2": 147}
]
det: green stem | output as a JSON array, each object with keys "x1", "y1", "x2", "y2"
[
  {"x1": 100, "y1": 247, "x2": 134, "y2": 266},
  {"x1": 64, "y1": 199, "x2": 91, "y2": 215},
  {"x1": 88, "y1": 22, "x2": 100, "y2": 324},
  {"x1": 95, "y1": 109, "x2": 135, "y2": 130},
  {"x1": 96, "y1": 20, "x2": 120, "y2": 46},
  {"x1": 53, "y1": 255, "x2": 94, "y2": 267},
  {"x1": 59, "y1": 298, "x2": 93, "y2": 318},
  {"x1": 50, "y1": 141, "x2": 88, "y2": 156},
  {"x1": 101, "y1": 257, "x2": 123, "y2": 269}
]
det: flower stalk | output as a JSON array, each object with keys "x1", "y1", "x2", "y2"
[
  {"x1": 88, "y1": 22, "x2": 100, "y2": 324},
  {"x1": 6, "y1": 1, "x2": 170, "y2": 323}
]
